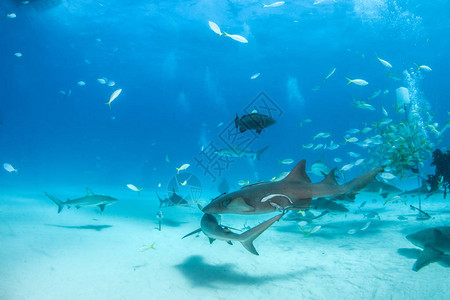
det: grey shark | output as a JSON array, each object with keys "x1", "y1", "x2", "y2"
[
  {"x1": 400, "y1": 181, "x2": 444, "y2": 199},
  {"x1": 157, "y1": 188, "x2": 189, "y2": 208},
  {"x1": 183, "y1": 213, "x2": 283, "y2": 255},
  {"x1": 202, "y1": 160, "x2": 384, "y2": 215},
  {"x1": 215, "y1": 146, "x2": 269, "y2": 161},
  {"x1": 406, "y1": 227, "x2": 450, "y2": 271},
  {"x1": 45, "y1": 188, "x2": 117, "y2": 213},
  {"x1": 361, "y1": 178, "x2": 403, "y2": 198}
]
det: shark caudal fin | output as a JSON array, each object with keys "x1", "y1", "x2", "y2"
[
  {"x1": 255, "y1": 146, "x2": 269, "y2": 160},
  {"x1": 238, "y1": 213, "x2": 283, "y2": 255},
  {"x1": 343, "y1": 166, "x2": 385, "y2": 199},
  {"x1": 156, "y1": 192, "x2": 164, "y2": 208},
  {"x1": 234, "y1": 114, "x2": 240, "y2": 129},
  {"x1": 45, "y1": 192, "x2": 65, "y2": 213}
]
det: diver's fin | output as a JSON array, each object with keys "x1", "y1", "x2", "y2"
[
  {"x1": 413, "y1": 246, "x2": 442, "y2": 272},
  {"x1": 238, "y1": 213, "x2": 283, "y2": 255},
  {"x1": 182, "y1": 228, "x2": 202, "y2": 239},
  {"x1": 45, "y1": 192, "x2": 65, "y2": 213}
]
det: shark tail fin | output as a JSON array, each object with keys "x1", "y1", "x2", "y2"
[
  {"x1": 256, "y1": 146, "x2": 269, "y2": 160},
  {"x1": 45, "y1": 192, "x2": 65, "y2": 213},
  {"x1": 343, "y1": 166, "x2": 385, "y2": 199},
  {"x1": 234, "y1": 114, "x2": 240, "y2": 128},
  {"x1": 156, "y1": 192, "x2": 163, "y2": 208},
  {"x1": 238, "y1": 213, "x2": 283, "y2": 255}
]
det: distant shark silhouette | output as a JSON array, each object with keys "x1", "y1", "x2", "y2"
[
  {"x1": 157, "y1": 188, "x2": 189, "y2": 208},
  {"x1": 183, "y1": 213, "x2": 283, "y2": 255},
  {"x1": 45, "y1": 188, "x2": 117, "y2": 213},
  {"x1": 202, "y1": 160, "x2": 384, "y2": 215},
  {"x1": 406, "y1": 227, "x2": 450, "y2": 271},
  {"x1": 361, "y1": 178, "x2": 403, "y2": 198},
  {"x1": 400, "y1": 181, "x2": 444, "y2": 199}
]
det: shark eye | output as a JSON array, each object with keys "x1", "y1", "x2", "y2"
[{"x1": 222, "y1": 198, "x2": 231, "y2": 207}]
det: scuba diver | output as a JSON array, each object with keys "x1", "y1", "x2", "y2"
[{"x1": 428, "y1": 149, "x2": 450, "y2": 198}]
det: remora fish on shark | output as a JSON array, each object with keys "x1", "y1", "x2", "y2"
[
  {"x1": 45, "y1": 188, "x2": 117, "y2": 213},
  {"x1": 183, "y1": 213, "x2": 283, "y2": 255},
  {"x1": 202, "y1": 160, "x2": 384, "y2": 215}
]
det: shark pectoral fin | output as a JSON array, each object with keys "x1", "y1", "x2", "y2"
[
  {"x1": 208, "y1": 238, "x2": 216, "y2": 244},
  {"x1": 98, "y1": 204, "x2": 106, "y2": 212},
  {"x1": 229, "y1": 197, "x2": 255, "y2": 212},
  {"x1": 227, "y1": 241, "x2": 233, "y2": 245},
  {"x1": 238, "y1": 213, "x2": 284, "y2": 256},
  {"x1": 182, "y1": 228, "x2": 202, "y2": 239},
  {"x1": 413, "y1": 246, "x2": 443, "y2": 271}
]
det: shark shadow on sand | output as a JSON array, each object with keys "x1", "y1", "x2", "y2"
[
  {"x1": 174, "y1": 255, "x2": 316, "y2": 288},
  {"x1": 45, "y1": 224, "x2": 112, "y2": 231}
]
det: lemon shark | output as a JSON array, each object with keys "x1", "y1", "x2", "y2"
[
  {"x1": 45, "y1": 188, "x2": 117, "y2": 213},
  {"x1": 406, "y1": 227, "x2": 450, "y2": 271},
  {"x1": 183, "y1": 213, "x2": 283, "y2": 255},
  {"x1": 202, "y1": 160, "x2": 384, "y2": 215}
]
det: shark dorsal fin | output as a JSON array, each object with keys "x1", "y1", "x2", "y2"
[
  {"x1": 283, "y1": 160, "x2": 312, "y2": 183},
  {"x1": 320, "y1": 168, "x2": 338, "y2": 185},
  {"x1": 86, "y1": 188, "x2": 94, "y2": 196}
]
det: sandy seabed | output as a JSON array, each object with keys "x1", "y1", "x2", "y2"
[{"x1": 1, "y1": 185, "x2": 449, "y2": 300}]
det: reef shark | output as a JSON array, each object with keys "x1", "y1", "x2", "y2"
[
  {"x1": 361, "y1": 178, "x2": 403, "y2": 198},
  {"x1": 202, "y1": 160, "x2": 384, "y2": 215},
  {"x1": 215, "y1": 145, "x2": 269, "y2": 161},
  {"x1": 45, "y1": 188, "x2": 117, "y2": 213},
  {"x1": 406, "y1": 227, "x2": 450, "y2": 271},
  {"x1": 183, "y1": 213, "x2": 283, "y2": 255}
]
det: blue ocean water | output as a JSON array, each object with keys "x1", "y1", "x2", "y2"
[
  {"x1": 1, "y1": 1, "x2": 450, "y2": 299},
  {"x1": 1, "y1": 0, "x2": 448, "y2": 192}
]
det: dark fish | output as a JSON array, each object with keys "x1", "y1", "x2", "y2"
[{"x1": 234, "y1": 113, "x2": 276, "y2": 134}]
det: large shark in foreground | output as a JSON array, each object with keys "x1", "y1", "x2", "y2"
[
  {"x1": 202, "y1": 160, "x2": 384, "y2": 215},
  {"x1": 406, "y1": 227, "x2": 450, "y2": 271},
  {"x1": 45, "y1": 188, "x2": 117, "y2": 213},
  {"x1": 183, "y1": 213, "x2": 283, "y2": 255}
]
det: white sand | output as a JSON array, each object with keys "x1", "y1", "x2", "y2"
[{"x1": 1, "y1": 185, "x2": 450, "y2": 300}]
